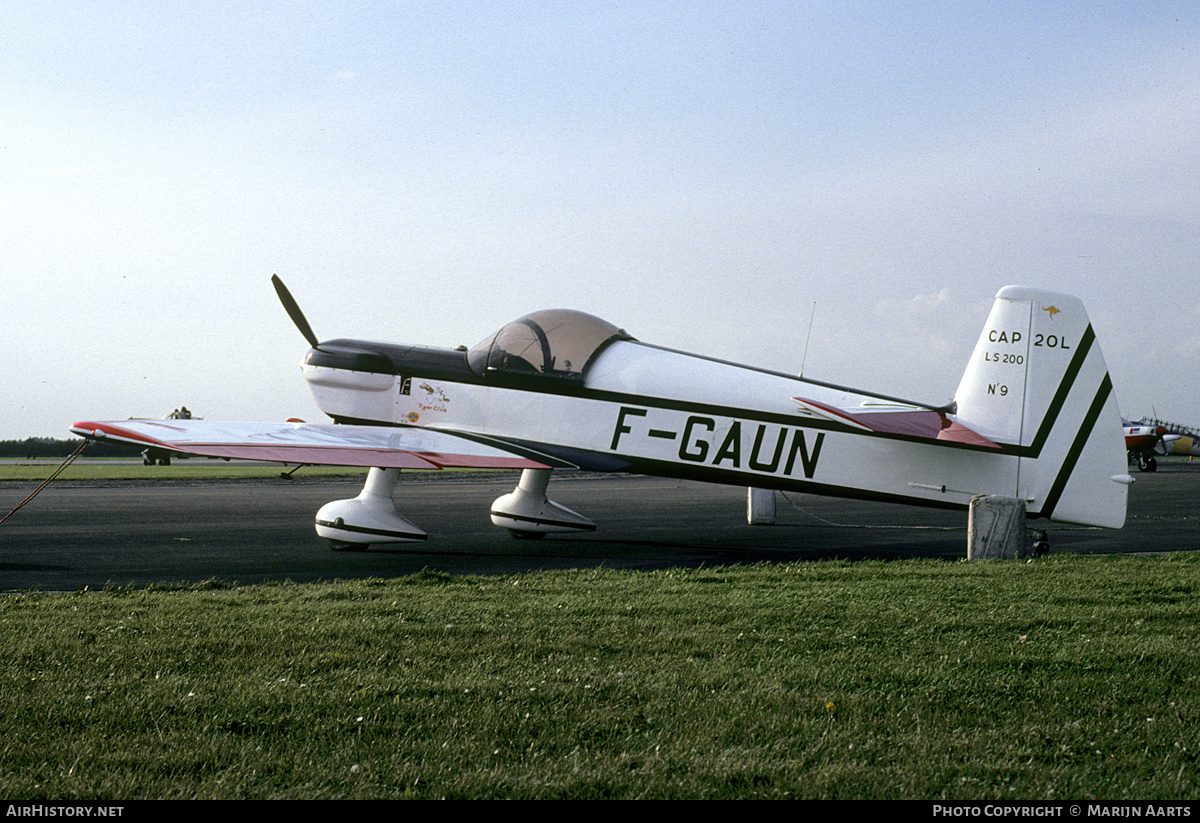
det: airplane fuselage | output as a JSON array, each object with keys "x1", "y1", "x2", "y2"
[{"x1": 303, "y1": 335, "x2": 1019, "y2": 515}]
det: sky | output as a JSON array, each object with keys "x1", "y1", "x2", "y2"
[{"x1": 3, "y1": 1, "x2": 1198, "y2": 440}]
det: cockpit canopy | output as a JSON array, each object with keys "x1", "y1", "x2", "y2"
[{"x1": 467, "y1": 309, "x2": 632, "y2": 383}]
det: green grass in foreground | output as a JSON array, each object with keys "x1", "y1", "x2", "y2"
[{"x1": 3, "y1": 555, "x2": 1199, "y2": 800}]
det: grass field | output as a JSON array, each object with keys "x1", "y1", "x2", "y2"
[
  {"x1": 0, "y1": 458, "x2": 369, "y2": 483},
  {"x1": 2, "y1": 554, "x2": 1198, "y2": 799}
]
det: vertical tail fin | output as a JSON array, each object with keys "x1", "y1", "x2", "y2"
[{"x1": 954, "y1": 286, "x2": 1130, "y2": 528}]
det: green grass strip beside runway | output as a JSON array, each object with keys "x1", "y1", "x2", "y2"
[
  {"x1": 0, "y1": 460, "x2": 454, "y2": 482},
  {"x1": 3, "y1": 555, "x2": 1199, "y2": 799}
]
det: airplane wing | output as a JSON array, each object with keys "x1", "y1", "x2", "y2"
[{"x1": 69, "y1": 419, "x2": 566, "y2": 470}]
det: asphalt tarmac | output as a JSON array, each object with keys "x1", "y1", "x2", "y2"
[{"x1": 3, "y1": 462, "x2": 1197, "y2": 591}]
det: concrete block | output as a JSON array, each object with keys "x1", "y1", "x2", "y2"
[
  {"x1": 967, "y1": 495, "x2": 1028, "y2": 560},
  {"x1": 747, "y1": 487, "x2": 776, "y2": 525}
]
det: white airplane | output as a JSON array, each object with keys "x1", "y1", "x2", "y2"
[{"x1": 71, "y1": 280, "x2": 1132, "y2": 550}]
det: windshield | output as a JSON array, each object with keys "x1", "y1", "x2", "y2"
[{"x1": 467, "y1": 309, "x2": 632, "y2": 382}]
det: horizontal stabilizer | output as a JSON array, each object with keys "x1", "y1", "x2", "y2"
[
  {"x1": 792, "y1": 397, "x2": 1000, "y2": 448},
  {"x1": 70, "y1": 419, "x2": 562, "y2": 470}
]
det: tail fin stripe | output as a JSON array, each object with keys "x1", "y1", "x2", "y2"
[
  {"x1": 1032, "y1": 371, "x2": 1114, "y2": 519},
  {"x1": 1025, "y1": 324, "x2": 1097, "y2": 457}
]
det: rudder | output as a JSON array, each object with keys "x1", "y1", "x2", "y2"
[{"x1": 954, "y1": 286, "x2": 1129, "y2": 528}]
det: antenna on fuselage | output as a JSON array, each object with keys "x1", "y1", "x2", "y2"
[{"x1": 799, "y1": 301, "x2": 816, "y2": 380}]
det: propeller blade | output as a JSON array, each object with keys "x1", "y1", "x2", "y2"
[{"x1": 272, "y1": 274, "x2": 320, "y2": 349}]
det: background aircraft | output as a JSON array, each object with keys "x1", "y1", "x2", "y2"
[
  {"x1": 72, "y1": 280, "x2": 1131, "y2": 550},
  {"x1": 1124, "y1": 420, "x2": 1170, "y2": 472},
  {"x1": 1137, "y1": 416, "x2": 1200, "y2": 460}
]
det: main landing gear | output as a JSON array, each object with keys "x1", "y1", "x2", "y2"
[
  {"x1": 314, "y1": 466, "x2": 595, "y2": 550},
  {"x1": 489, "y1": 468, "x2": 596, "y2": 539},
  {"x1": 316, "y1": 467, "x2": 427, "y2": 550}
]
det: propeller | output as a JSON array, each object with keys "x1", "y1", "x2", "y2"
[{"x1": 272, "y1": 274, "x2": 320, "y2": 349}]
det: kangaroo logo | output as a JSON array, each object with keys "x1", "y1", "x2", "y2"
[{"x1": 1042, "y1": 305, "x2": 1061, "y2": 319}]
